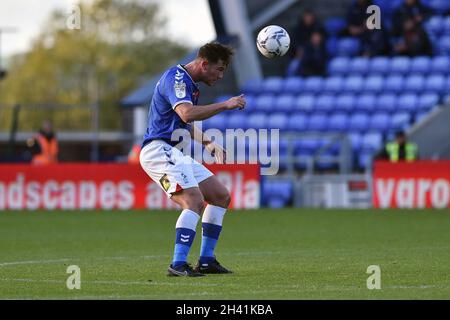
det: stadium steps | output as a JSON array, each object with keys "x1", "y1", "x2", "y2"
[{"x1": 409, "y1": 101, "x2": 450, "y2": 159}]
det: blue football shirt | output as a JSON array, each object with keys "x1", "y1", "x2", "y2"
[{"x1": 142, "y1": 64, "x2": 200, "y2": 147}]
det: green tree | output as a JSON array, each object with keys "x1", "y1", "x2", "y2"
[{"x1": 0, "y1": 0, "x2": 189, "y2": 131}]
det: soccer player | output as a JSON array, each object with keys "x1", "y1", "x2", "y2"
[{"x1": 139, "y1": 42, "x2": 246, "y2": 277}]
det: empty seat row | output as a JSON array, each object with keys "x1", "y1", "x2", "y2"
[
  {"x1": 328, "y1": 56, "x2": 450, "y2": 75},
  {"x1": 202, "y1": 111, "x2": 416, "y2": 134},
  {"x1": 228, "y1": 92, "x2": 440, "y2": 114},
  {"x1": 243, "y1": 73, "x2": 450, "y2": 95},
  {"x1": 425, "y1": 16, "x2": 450, "y2": 36}
]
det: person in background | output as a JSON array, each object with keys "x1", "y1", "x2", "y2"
[
  {"x1": 291, "y1": 9, "x2": 327, "y2": 50},
  {"x1": 287, "y1": 9, "x2": 327, "y2": 77},
  {"x1": 344, "y1": 0, "x2": 373, "y2": 37},
  {"x1": 376, "y1": 130, "x2": 419, "y2": 162},
  {"x1": 298, "y1": 31, "x2": 328, "y2": 77},
  {"x1": 27, "y1": 120, "x2": 59, "y2": 165},
  {"x1": 393, "y1": 17, "x2": 433, "y2": 56},
  {"x1": 392, "y1": 0, "x2": 433, "y2": 36},
  {"x1": 128, "y1": 142, "x2": 141, "y2": 164},
  {"x1": 361, "y1": 20, "x2": 392, "y2": 57}
]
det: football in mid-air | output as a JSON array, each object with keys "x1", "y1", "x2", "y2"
[{"x1": 256, "y1": 25, "x2": 290, "y2": 59}]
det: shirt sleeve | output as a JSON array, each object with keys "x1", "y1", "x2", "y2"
[{"x1": 167, "y1": 70, "x2": 194, "y2": 110}]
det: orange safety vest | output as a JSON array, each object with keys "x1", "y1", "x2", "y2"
[
  {"x1": 128, "y1": 144, "x2": 141, "y2": 164},
  {"x1": 32, "y1": 133, "x2": 58, "y2": 165}
]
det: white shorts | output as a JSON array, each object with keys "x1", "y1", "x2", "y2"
[{"x1": 139, "y1": 140, "x2": 214, "y2": 197}]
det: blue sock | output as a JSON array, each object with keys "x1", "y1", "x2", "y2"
[
  {"x1": 172, "y1": 227, "x2": 196, "y2": 267},
  {"x1": 199, "y1": 223, "x2": 222, "y2": 263}
]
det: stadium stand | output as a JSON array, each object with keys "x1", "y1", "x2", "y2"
[{"x1": 207, "y1": 0, "x2": 450, "y2": 207}]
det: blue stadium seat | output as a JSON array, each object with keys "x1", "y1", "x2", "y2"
[
  {"x1": 325, "y1": 17, "x2": 347, "y2": 36},
  {"x1": 438, "y1": 36, "x2": 450, "y2": 55},
  {"x1": 294, "y1": 138, "x2": 322, "y2": 155},
  {"x1": 287, "y1": 113, "x2": 308, "y2": 132},
  {"x1": 315, "y1": 95, "x2": 335, "y2": 113},
  {"x1": 376, "y1": 94, "x2": 397, "y2": 113},
  {"x1": 255, "y1": 94, "x2": 275, "y2": 113},
  {"x1": 415, "y1": 112, "x2": 429, "y2": 124},
  {"x1": 242, "y1": 79, "x2": 263, "y2": 95},
  {"x1": 343, "y1": 76, "x2": 364, "y2": 93},
  {"x1": 283, "y1": 77, "x2": 303, "y2": 94},
  {"x1": 384, "y1": 75, "x2": 404, "y2": 93},
  {"x1": 267, "y1": 113, "x2": 288, "y2": 130},
  {"x1": 263, "y1": 180, "x2": 293, "y2": 207},
  {"x1": 274, "y1": 94, "x2": 295, "y2": 113},
  {"x1": 425, "y1": 16, "x2": 444, "y2": 37},
  {"x1": 336, "y1": 37, "x2": 361, "y2": 56},
  {"x1": 347, "y1": 132, "x2": 363, "y2": 152},
  {"x1": 418, "y1": 93, "x2": 439, "y2": 112},
  {"x1": 364, "y1": 76, "x2": 384, "y2": 93},
  {"x1": 410, "y1": 56, "x2": 431, "y2": 74},
  {"x1": 349, "y1": 57, "x2": 370, "y2": 74},
  {"x1": 430, "y1": 56, "x2": 450, "y2": 74},
  {"x1": 358, "y1": 151, "x2": 375, "y2": 170},
  {"x1": 397, "y1": 93, "x2": 419, "y2": 113},
  {"x1": 307, "y1": 114, "x2": 328, "y2": 131},
  {"x1": 328, "y1": 57, "x2": 350, "y2": 75},
  {"x1": 428, "y1": 0, "x2": 450, "y2": 15},
  {"x1": 348, "y1": 113, "x2": 370, "y2": 132},
  {"x1": 361, "y1": 132, "x2": 383, "y2": 152},
  {"x1": 247, "y1": 113, "x2": 268, "y2": 130},
  {"x1": 369, "y1": 112, "x2": 390, "y2": 133},
  {"x1": 336, "y1": 94, "x2": 356, "y2": 113},
  {"x1": 390, "y1": 57, "x2": 411, "y2": 74},
  {"x1": 263, "y1": 77, "x2": 284, "y2": 93},
  {"x1": 323, "y1": 76, "x2": 344, "y2": 93},
  {"x1": 227, "y1": 113, "x2": 247, "y2": 130},
  {"x1": 356, "y1": 94, "x2": 376, "y2": 113},
  {"x1": 202, "y1": 113, "x2": 228, "y2": 132},
  {"x1": 370, "y1": 57, "x2": 390, "y2": 75},
  {"x1": 303, "y1": 77, "x2": 324, "y2": 93},
  {"x1": 326, "y1": 37, "x2": 339, "y2": 57},
  {"x1": 446, "y1": 76, "x2": 450, "y2": 93},
  {"x1": 426, "y1": 74, "x2": 446, "y2": 93},
  {"x1": 444, "y1": 16, "x2": 450, "y2": 35},
  {"x1": 390, "y1": 112, "x2": 412, "y2": 132},
  {"x1": 294, "y1": 95, "x2": 315, "y2": 113},
  {"x1": 373, "y1": 0, "x2": 403, "y2": 18},
  {"x1": 243, "y1": 95, "x2": 257, "y2": 114},
  {"x1": 328, "y1": 113, "x2": 348, "y2": 132},
  {"x1": 404, "y1": 75, "x2": 425, "y2": 93}
]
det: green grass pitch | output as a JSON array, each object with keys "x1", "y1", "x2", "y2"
[{"x1": 1, "y1": 208, "x2": 450, "y2": 299}]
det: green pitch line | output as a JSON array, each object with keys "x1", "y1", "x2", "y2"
[{"x1": 1, "y1": 209, "x2": 450, "y2": 299}]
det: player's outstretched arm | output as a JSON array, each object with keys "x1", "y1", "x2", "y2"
[{"x1": 175, "y1": 94, "x2": 246, "y2": 123}]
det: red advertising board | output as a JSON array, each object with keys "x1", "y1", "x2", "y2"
[
  {"x1": 0, "y1": 164, "x2": 260, "y2": 210},
  {"x1": 373, "y1": 161, "x2": 450, "y2": 209}
]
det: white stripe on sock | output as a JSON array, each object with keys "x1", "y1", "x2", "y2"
[{"x1": 175, "y1": 209, "x2": 200, "y2": 231}]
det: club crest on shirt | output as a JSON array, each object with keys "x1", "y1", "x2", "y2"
[
  {"x1": 159, "y1": 174, "x2": 171, "y2": 192},
  {"x1": 174, "y1": 80, "x2": 186, "y2": 99}
]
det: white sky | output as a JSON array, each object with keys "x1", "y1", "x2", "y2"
[{"x1": 0, "y1": 0, "x2": 216, "y2": 59}]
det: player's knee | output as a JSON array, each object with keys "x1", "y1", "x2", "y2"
[
  {"x1": 210, "y1": 189, "x2": 231, "y2": 208},
  {"x1": 185, "y1": 194, "x2": 205, "y2": 213},
  {"x1": 222, "y1": 190, "x2": 231, "y2": 208}
]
